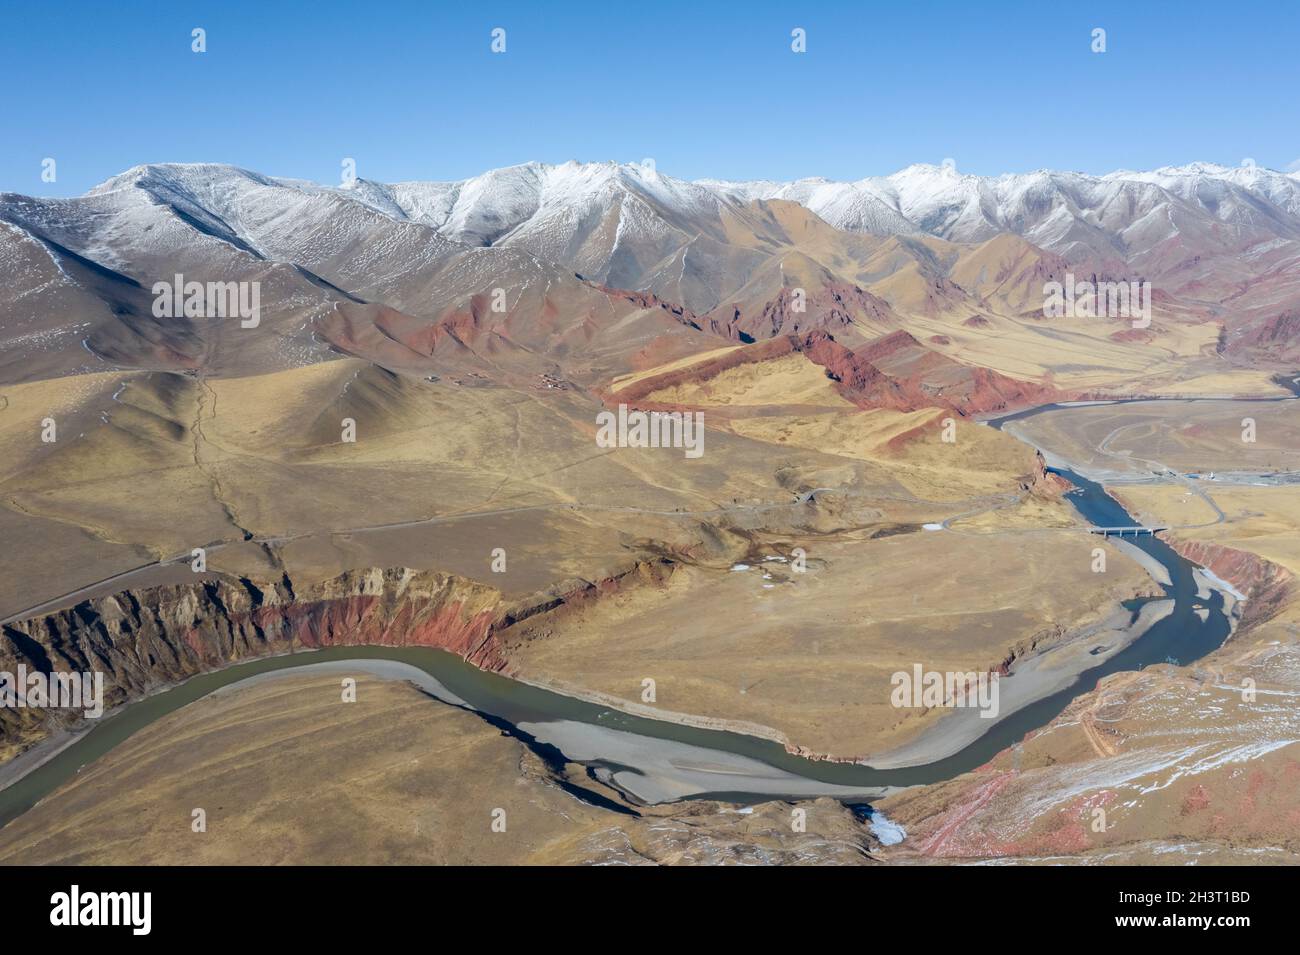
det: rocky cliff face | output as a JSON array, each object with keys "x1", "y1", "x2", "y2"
[
  {"x1": 601, "y1": 335, "x2": 797, "y2": 409},
  {"x1": 605, "y1": 329, "x2": 1057, "y2": 417},
  {"x1": 0, "y1": 570, "x2": 493, "y2": 757},
  {"x1": 711, "y1": 283, "x2": 899, "y2": 342},
  {"x1": 1165, "y1": 537, "x2": 1295, "y2": 628},
  {"x1": 1026, "y1": 449, "x2": 1073, "y2": 495},
  {"x1": 0, "y1": 565, "x2": 657, "y2": 761}
]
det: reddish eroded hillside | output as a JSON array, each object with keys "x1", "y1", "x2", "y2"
[
  {"x1": 709, "y1": 282, "x2": 900, "y2": 342},
  {"x1": 0, "y1": 563, "x2": 672, "y2": 760},
  {"x1": 318, "y1": 299, "x2": 516, "y2": 377},
  {"x1": 1165, "y1": 537, "x2": 1295, "y2": 627},
  {"x1": 321, "y1": 301, "x2": 478, "y2": 365},
  {"x1": 1110, "y1": 327, "x2": 1158, "y2": 344},
  {"x1": 601, "y1": 331, "x2": 909, "y2": 412},
  {"x1": 879, "y1": 629, "x2": 1300, "y2": 863},
  {"x1": 594, "y1": 285, "x2": 715, "y2": 330},
  {"x1": 316, "y1": 282, "x2": 734, "y2": 385},
  {"x1": 605, "y1": 328, "x2": 1053, "y2": 417},
  {"x1": 1229, "y1": 308, "x2": 1300, "y2": 362},
  {"x1": 826, "y1": 330, "x2": 1056, "y2": 415},
  {"x1": 796, "y1": 331, "x2": 913, "y2": 410},
  {"x1": 604, "y1": 336, "x2": 799, "y2": 406}
]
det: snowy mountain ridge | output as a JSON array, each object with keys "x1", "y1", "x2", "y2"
[{"x1": 71, "y1": 158, "x2": 1300, "y2": 269}]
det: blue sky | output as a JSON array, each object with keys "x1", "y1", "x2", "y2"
[{"x1": 3, "y1": 0, "x2": 1297, "y2": 196}]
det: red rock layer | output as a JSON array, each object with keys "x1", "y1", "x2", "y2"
[
  {"x1": 1164, "y1": 537, "x2": 1295, "y2": 628},
  {"x1": 709, "y1": 283, "x2": 899, "y2": 342},
  {"x1": 803, "y1": 330, "x2": 1057, "y2": 416},
  {"x1": 602, "y1": 328, "x2": 1056, "y2": 418},
  {"x1": 0, "y1": 564, "x2": 668, "y2": 758}
]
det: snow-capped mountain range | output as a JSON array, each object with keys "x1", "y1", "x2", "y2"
[
  {"x1": 83, "y1": 158, "x2": 1300, "y2": 266},
  {"x1": 3, "y1": 158, "x2": 1299, "y2": 384},
  {"x1": 708, "y1": 161, "x2": 1300, "y2": 245}
]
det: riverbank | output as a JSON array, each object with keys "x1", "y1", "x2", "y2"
[{"x1": 865, "y1": 599, "x2": 1175, "y2": 770}]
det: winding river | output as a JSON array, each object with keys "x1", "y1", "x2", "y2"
[{"x1": 0, "y1": 396, "x2": 1274, "y2": 826}]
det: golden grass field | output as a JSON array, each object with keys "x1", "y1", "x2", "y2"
[
  {"x1": 502, "y1": 526, "x2": 1151, "y2": 759},
  {"x1": 1115, "y1": 484, "x2": 1300, "y2": 583},
  {"x1": 640, "y1": 352, "x2": 854, "y2": 409},
  {"x1": 0, "y1": 353, "x2": 1084, "y2": 617}
]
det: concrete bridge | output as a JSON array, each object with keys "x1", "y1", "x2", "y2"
[{"x1": 1088, "y1": 525, "x2": 1168, "y2": 538}]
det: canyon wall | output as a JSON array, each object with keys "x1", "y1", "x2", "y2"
[
  {"x1": 1165, "y1": 536, "x2": 1295, "y2": 629},
  {"x1": 0, "y1": 563, "x2": 665, "y2": 762}
]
